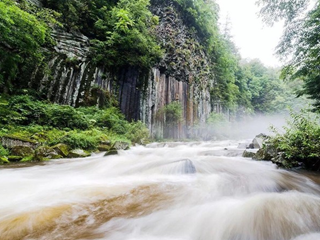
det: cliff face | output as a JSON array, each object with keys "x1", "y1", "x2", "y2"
[{"x1": 31, "y1": 0, "x2": 216, "y2": 139}]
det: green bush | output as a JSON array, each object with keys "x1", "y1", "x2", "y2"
[
  {"x1": 269, "y1": 110, "x2": 320, "y2": 170},
  {"x1": 126, "y1": 121, "x2": 149, "y2": 144},
  {"x1": 46, "y1": 104, "x2": 90, "y2": 130},
  {"x1": 0, "y1": 94, "x2": 150, "y2": 154},
  {"x1": 4, "y1": 95, "x2": 91, "y2": 129},
  {"x1": 57, "y1": 130, "x2": 104, "y2": 150},
  {"x1": 0, "y1": 144, "x2": 9, "y2": 156},
  {"x1": 93, "y1": 107, "x2": 129, "y2": 134},
  {"x1": 161, "y1": 101, "x2": 183, "y2": 126},
  {"x1": 7, "y1": 95, "x2": 47, "y2": 125}
]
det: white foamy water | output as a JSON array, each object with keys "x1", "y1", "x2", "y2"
[{"x1": 1, "y1": 140, "x2": 320, "y2": 240}]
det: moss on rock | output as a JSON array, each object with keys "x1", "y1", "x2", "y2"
[
  {"x1": 52, "y1": 143, "x2": 69, "y2": 157},
  {"x1": 10, "y1": 146, "x2": 35, "y2": 157}
]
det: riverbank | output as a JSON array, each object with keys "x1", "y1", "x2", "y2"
[{"x1": 0, "y1": 94, "x2": 149, "y2": 164}]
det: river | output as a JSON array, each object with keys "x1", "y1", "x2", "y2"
[{"x1": 1, "y1": 140, "x2": 320, "y2": 240}]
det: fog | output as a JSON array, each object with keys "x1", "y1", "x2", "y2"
[{"x1": 193, "y1": 113, "x2": 289, "y2": 141}]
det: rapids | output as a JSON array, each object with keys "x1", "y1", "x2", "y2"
[{"x1": 1, "y1": 140, "x2": 320, "y2": 240}]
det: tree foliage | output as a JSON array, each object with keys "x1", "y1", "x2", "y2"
[
  {"x1": 0, "y1": 0, "x2": 53, "y2": 93},
  {"x1": 42, "y1": 0, "x2": 162, "y2": 71},
  {"x1": 257, "y1": 0, "x2": 320, "y2": 111},
  {"x1": 173, "y1": 0, "x2": 219, "y2": 52},
  {"x1": 91, "y1": 0, "x2": 163, "y2": 70},
  {"x1": 269, "y1": 110, "x2": 320, "y2": 170}
]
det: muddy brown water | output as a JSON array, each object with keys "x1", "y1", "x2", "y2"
[{"x1": 1, "y1": 140, "x2": 320, "y2": 240}]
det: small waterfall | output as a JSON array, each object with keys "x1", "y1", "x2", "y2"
[{"x1": 1, "y1": 140, "x2": 320, "y2": 240}]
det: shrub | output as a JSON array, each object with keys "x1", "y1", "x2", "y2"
[
  {"x1": 46, "y1": 104, "x2": 90, "y2": 130},
  {"x1": 7, "y1": 95, "x2": 47, "y2": 125},
  {"x1": 0, "y1": 144, "x2": 9, "y2": 156},
  {"x1": 93, "y1": 107, "x2": 129, "y2": 134},
  {"x1": 158, "y1": 101, "x2": 183, "y2": 126},
  {"x1": 126, "y1": 121, "x2": 149, "y2": 144},
  {"x1": 57, "y1": 130, "x2": 105, "y2": 150},
  {"x1": 269, "y1": 110, "x2": 320, "y2": 170}
]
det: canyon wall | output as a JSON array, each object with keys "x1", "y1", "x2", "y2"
[{"x1": 31, "y1": 0, "x2": 218, "y2": 139}]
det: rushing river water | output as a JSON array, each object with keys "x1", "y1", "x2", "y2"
[{"x1": 1, "y1": 140, "x2": 320, "y2": 240}]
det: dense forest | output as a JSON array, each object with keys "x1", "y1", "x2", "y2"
[
  {"x1": 0, "y1": 0, "x2": 319, "y2": 169},
  {"x1": 0, "y1": 0, "x2": 301, "y2": 111}
]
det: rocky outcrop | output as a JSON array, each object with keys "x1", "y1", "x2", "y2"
[
  {"x1": 28, "y1": 1, "x2": 218, "y2": 140},
  {"x1": 244, "y1": 134, "x2": 300, "y2": 169},
  {"x1": 35, "y1": 146, "x2": 62, "y2": 161},
  {"x1": 10, "y1": 146, "x2": 35, "y2": 157},
  {"x1": 52, "y1": 144, "x2": 69, "y2": 157},
  {"x1": 1, "y1": 136, "x2": 38, "y2": 149}
]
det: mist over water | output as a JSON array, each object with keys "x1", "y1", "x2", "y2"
[
  {"x1": 196, "y1": 113, "x2": 289, "y2": 140},
  {"x1": 1, "y1": 139, "x2": 320, "y2": 240}
]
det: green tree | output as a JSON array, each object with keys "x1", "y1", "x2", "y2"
[
  {"x1": 91, "y1": 0, "x2": 163, "y2": 70},
  {"x1": 0, "y1": 0, "x2": 52, "y2": 93},
  {"x1": 257, "y1": 0, "x2": 320, "y2": 111}
]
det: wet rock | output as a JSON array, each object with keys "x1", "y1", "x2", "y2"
[
  {"x1": 242, "y1": 150, "x2": 256, "y2": 158},
  {"x1": 104, "y1": 150, "x2": 118, "y2": 156},
  {"x1": 247, "y1": 133, "x2": 268, "y2": 149},
  {"x1": 252, "y1": 133, "x2": 268, "y2": 149},
  {"x1": 98, "y1": 145, "x2": 112, "y2": 152},
  {"x1": 111, "y1": 141, "x2": 130, "y2": 151},
  {"x1": 10, "y1": 146, "x2": 35, "y2": 157},
  {"x1": 52, "y1": 144, "x2": 69, "y2": 157},
  {"x1": 253, "y1": 144, "x2": 278, "y2": 161},
  {"x1": 181, "y1": 159, "x2": 196, "y2": 174},
  {"x1": 254, "y1": 149, "x2": 265, "y2": 160},
  {"x1": 1, "y1": 136, "x2": 38, "y2": 149},
  {"x1": 36, "y1": 146, "x2": 61, "y2": 161},
  {"x1": 68, "y1": 149, "x2": 91, "y2": 158}
]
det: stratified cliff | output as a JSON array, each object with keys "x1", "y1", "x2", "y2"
[{"x1": 29, "y1": 0, "x2": 218, "y2": 139}]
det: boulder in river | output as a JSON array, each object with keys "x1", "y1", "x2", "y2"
[
  {"x1": 98, "y1": 145, "x2": 112, "y2": 152},
  {"x1": 253, "y1": 144, "x2": 278, "y2": 161},
  {"x1": 247, "y1": 133, "x2": 268, "y2": 149},
  {"x1": 68, "y1": 149, "x2": 91, "y2": 158},
  {"x1": 111, "y1": 141, "x2": 130, "y2": 151},
  {"x1": 242, "y1": 150, "x2": 256, "y2": 158},
  {"x1": 104, "y1": 150, "x2": 118, "y2": 156}
]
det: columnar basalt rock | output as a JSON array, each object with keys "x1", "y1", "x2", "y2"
[{"x1": 32, "y1": 1, "x2": 217, "y2": 139}]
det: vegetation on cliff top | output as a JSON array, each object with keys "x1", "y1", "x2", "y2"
[{"x1": 0, "y1": 0, "x2": 296, "y2": 113}]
